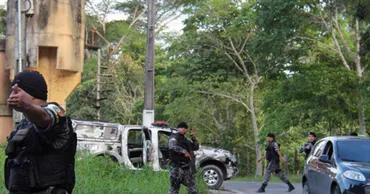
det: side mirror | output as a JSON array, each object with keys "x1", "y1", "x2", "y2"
[{"x1": 319, "y1": 155, "x2": 331, "y2": 163}]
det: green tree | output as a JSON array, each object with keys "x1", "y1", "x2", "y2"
[
  {"x1": 263, "y1": 62, "x2": 359, "y2": 135},
  {"x1": 177, "y1": 0, "x2": 270, "y2": 175},
  {"x1": 256, "y1": 0, "x2": 370, "y2": 134}
]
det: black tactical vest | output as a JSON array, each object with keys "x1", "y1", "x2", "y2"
[
  {"x1": 304, "y1": 140, "x2": 317, "y2": 159},
  {"x1": 4, "y1": 116, "x2": 77, "y2": 193},
  {"x1": 169, "y1": 134, "x2": 192, "y2": 164},
  {"x1": 265, "y1": 141, "x2": 279, "y2": 162}
]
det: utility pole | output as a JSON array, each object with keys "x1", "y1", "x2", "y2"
[
  {"x1": 13, "y1": 0, "x2": 24, "y2": 127},
  {"x1": 17, "y1": 0, "x2": 22, "y2": 73},
  {"x1": 12, "y1": 0, "x2": 34, "y2": 128},
  {"x1": 143, "y1": 0, "x2": 156, "y2": 127},
  {"x1": 96, "y1": 49, "x2": 101, "y2": 120}
]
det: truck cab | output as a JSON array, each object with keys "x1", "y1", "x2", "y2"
[{"x1": 72, "y1": 119, "x2": 239, "y2": 189}]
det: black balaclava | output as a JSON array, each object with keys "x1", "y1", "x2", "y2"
[{"x1": 11, "y1": 70, "x2": 48, "y2": 101}]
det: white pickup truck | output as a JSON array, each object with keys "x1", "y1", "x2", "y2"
[{"x1": 72, "y1": 119, "x2": 239, "y2": 189}]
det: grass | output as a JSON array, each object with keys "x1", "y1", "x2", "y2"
[
  {"x1": 0, "y1": 146, "x2": 209, "y2": 194},
  {"x1": 0, "y1": 144, "x2": 302, "y2": 193},
  {"x1": 235, "y1": 174, "x2": 302, "y2": 183}
]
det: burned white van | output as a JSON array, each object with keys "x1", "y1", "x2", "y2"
[{"x1": 72, "y1": 120, "x2": 239, "y2": 189}]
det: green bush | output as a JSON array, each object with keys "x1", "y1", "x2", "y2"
[{"x1": 0, "y1": 147, "x2": 209, "y2": 194}]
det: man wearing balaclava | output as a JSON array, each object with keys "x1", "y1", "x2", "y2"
[
  {"x1": 168, "y1": 122, "x2": 199, "y2": 194},
  {"x1": 5, "y1": 70, "x2": 77, "y2": 194}
]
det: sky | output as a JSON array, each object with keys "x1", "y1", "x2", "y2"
[{"x1": 0, "y1": 0, "x2": 184, "y2": 32}]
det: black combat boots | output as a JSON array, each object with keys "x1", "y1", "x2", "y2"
[
  {"x1": 287, "y1": 181, "x2": 295, "y2": 192},
  {"x1": 257, "y1": 183, "x2": 267, "y2": 193}
]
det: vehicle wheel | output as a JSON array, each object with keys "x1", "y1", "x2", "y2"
[
  {"x1": 201, "y1": 165, "x2": 224, "y2": 190},
  {"x1": 302, "y1": 181, "x2": 311, "y2": 194},
  {"x1": 331, "y1": 185, "x2": 341, "y2": 194},
  {"x1": 99, "y1": 154, "x2": 118, "y2": 163}
]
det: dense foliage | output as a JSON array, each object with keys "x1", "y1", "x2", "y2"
[{"x1": 65, "y1": 0, "x2": 369, "y2": 176}]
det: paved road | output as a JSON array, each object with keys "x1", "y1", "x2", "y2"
[{"x1": 221, "y1": 181, "x2": 302, "y2": 194}]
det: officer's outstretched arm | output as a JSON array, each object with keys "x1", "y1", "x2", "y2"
[
  {"x1": 22, "y1": 103, "x2": 51, "y2": 129},
  {"x1": 25, "y1": 103, "x2": 66, "y2": 131},
  {"x1": 169, "y1": 137, "x2": 187, "y2": 154},
  {"x1": 36, "y1": 104, "x2": 70, "y2": 149}
]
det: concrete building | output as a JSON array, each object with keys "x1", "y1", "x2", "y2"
[{"x1": 0, "y1": 0, "x2": 86, "y2": 142}]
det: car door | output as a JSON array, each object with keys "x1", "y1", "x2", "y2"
[
  {"x1": 158, "y1": 130, "x2": 172, "y2": 169},
  {"x1": 124, "y1": 127, "x2": 152, "y2": 168},
  {"x1": 317, "y1": 141, "x2": 337, "y2": 194},
  {"x1": 307, "y1": 140, "x2": 327, "y2": 194},
  {"x1": 141, "y1": 126, "x2": 152, "y2": 165}
]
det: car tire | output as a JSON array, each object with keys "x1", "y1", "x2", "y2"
[
  {"x1": 302, "y1": 181, "x2": 311, "y2": 194},
  {"x1": 99, "y1": 154, "x2": 118, "y2": 163},
  {"x1": 331, "y1": 185, "x2": 341, "y2": 194},
  {"x1": 201, "y1": 165, "x2": 224, "y2": 190}
]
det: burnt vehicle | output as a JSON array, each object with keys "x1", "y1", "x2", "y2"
[
  {"x1": 302, "y1": 136, "x2": 370, "y2": 194},
  {"x1": 72, "y1": 120, "x2": 239, "y2": 189}
]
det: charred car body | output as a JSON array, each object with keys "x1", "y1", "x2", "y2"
[{"x1": 72, "y1": 119, "x2": 239, "y2": 189}]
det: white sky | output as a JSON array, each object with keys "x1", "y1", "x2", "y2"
[{"x1": 0, "y1": 0, "x2": 184, "y2": 32}]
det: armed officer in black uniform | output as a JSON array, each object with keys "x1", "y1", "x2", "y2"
[
  {"x1": 299, "y1": 132, "x2": 317, "y2": 159},
  {"x1": 168, "y1": 122, "x2": 199, "y2": 194},
  {"x1": 5, "y1": 70, "x2": 77, "y2": 194},
  {"x1": 257, "y1": 133, "x2": 295, "y2": 193}
]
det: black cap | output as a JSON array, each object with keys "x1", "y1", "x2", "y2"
[
  {"x1": 177, "y1": 122, "x2": 188, "y2": 129},
  {"x1": 308, "y1": 132, "x2": 316, "y2": 137},
  {"x1": 267, "y1": 133, "x2": 275, "y2": 139},
  {"x1": 11, "y1": 70, "x2": 48, "y2": 101}
]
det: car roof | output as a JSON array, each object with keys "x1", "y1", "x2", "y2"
[
  {"x1": 320, "y1": 136, "x2": 370, "y2": 142},
  {"x1": 72, "y1": 119, "x2": 178, "y2": 132},
  {"x1": 72, "y1": 119, "x2": 120, "y2": 126}
]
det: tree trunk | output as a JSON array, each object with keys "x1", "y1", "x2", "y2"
[
  {"x1": 358, "y1": 93, "x2": 366, "y2": 135},
  {"x1": 249, "y1": 84, "x2": 262, "y2": 176},
  {"x1": 354, "y1": 18, "x2": 366, "y2": 135}
]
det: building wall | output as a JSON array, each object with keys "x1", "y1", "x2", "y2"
[
  {"x1": 28, "y1": 47, "x2": 82, "y2": 109},
  {"x1": 0, "y1": 44, "x2": 82, "y2": 143},
  {"x1": 0, "y1": 40, "x2": 13, "y2": 143},
  {"x1": 6, "y1": 0, "x2": 85, "y2": 72},
  {"x1": 5, "y1": 0, "x2": 86, "y2": 109}
]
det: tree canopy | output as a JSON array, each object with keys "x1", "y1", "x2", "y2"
[{"x1": 65, "y1": 0, "x2": 369, "y2": 176}]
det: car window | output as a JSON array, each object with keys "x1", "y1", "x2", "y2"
[
  {"x1": 322, "y1": 141, "x2": 334, "y2": 159},
  {"x1": 75, "y1": 124, "x2": 103, "y2": 139},
  {"x1": 158, "y1": 131, "x2": 171, "y2": 147},
  {"x1": 103, "y1": 126, "x2": 119, "y2": 140},
  {"x1": 338, "y1": 140, "x2": 370, "y2": 162},
  {"x1": 75, "y1": 124, "x2": 119, "y2": 140},
  {"x1": 128, "y1": 129, "x2": 143, "y2": 145},
  {"x1": 312, "y1": 141, "x2": 327, "y2": 157}
]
